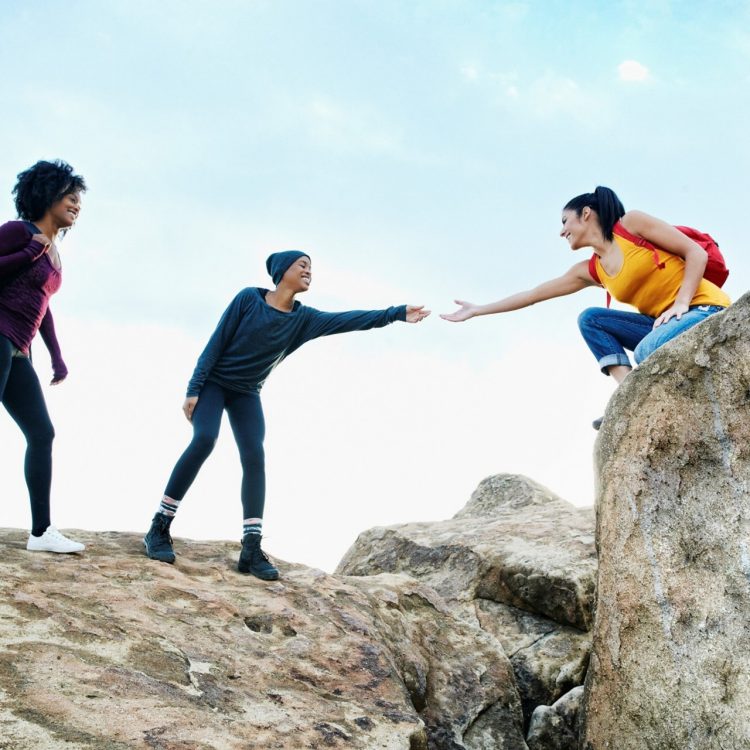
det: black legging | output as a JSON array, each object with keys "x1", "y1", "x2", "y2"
[
  {"x1": 164, "y1": 380, "x2": 266, "y2": 519},
  {"x1": 0, "y1": 335, "x2": 54, "y2": 535}
]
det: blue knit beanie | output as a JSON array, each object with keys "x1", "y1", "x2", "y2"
[{"x1": 265, "y1": 250, "x2": 310, "y2": 286}]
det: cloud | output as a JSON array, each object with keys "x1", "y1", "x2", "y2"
[
  {"x1": 306, "y1": 96, "x2": 402, "y2": 154},
  {"x1": 524, "y1": 74, "x2": 600, "y2": 124},
  {"x1": 460, "y1": 63, "x2": 480, "y2": 82},
  {"x1": 617, "y1": 60, "x2": 650, "y2": 82}
]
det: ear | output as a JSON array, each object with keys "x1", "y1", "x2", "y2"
[{"x1": 581, "y1": 206, "x2": 592, "y2": 221}]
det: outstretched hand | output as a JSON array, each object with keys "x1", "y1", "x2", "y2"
[
  {"x1": 440, "y1": 300, "x2": 478, "y2": 323},
  {"x1": 405, "y1": 305, "x2": 431, "y2": 323}
]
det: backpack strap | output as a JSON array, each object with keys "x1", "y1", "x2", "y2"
[
  {"x1": 613, "y1": 221, "x2": 666, "y2": 270},
  {"x1": 588, "y1": 254, "x2": 611, "y2": 308}
]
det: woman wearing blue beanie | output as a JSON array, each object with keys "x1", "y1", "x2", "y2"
[{"x1": 144, "y1": 251, "x2": 429, "y2": 579}]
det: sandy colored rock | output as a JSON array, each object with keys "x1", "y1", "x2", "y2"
[
  {"x1": 0, "y1": 529, "x2": 525, "y2": 749},
  {"x1": 526, "y1": 686, "x2": 583, "y2": 750},
  {"x1": 582, "y1": 295, "x2": 750, "y2": 749},
  {"x1": 337, "y1": 474, "x2": 597, "y2": 631},
  {"x1": 347, "y1": 574, "x2": 528, "y2": 749},
  {"x1": 337, "y1": 474, "x2": 595, "y2": 730},
  {"x1": 475, "y1": 601, "x2": 590, "y2": 724}
]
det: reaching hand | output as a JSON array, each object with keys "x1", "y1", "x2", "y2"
[
  {"x1": 653, "y1": 302, "x2": 689, "y2": 328},
  {"x1": 440, "y1": 300, "x2": 478, "y2": 322},
  {"x1": 183, "y1": 396, "x2": 198, "y2": 422},
  {"x1": 405, "y1": 305, "x2": 431, "y2": 323}
]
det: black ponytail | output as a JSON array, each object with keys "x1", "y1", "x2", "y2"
[{"x1": 564, "y1": 186, "x2": 625, "y2": 241}]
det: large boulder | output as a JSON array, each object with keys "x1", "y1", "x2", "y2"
[
  {"x1": 0, "y1": 530, "x2": 526, "y2": 749},
  {"x1": 337, "y1": 474, "x2": 596, "y2": 630},
  {"x1": 337, "y1": 474, "x2": 596, "y2": 725},
  {"x1": 582, "y1": 295, "x2": 750, "y2": 749}
]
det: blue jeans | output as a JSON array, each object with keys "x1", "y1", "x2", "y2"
[{"x1": 577, "y1": 305, "x2": 726, "y2": 375}]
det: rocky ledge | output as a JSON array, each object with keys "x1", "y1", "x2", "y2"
[{"x1": 0, "y1": 474, "x2": 594, "y2": 750}]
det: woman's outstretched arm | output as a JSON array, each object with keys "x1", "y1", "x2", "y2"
[{"x1": 440, "y1": 260, "x2": 595, "y2": 322}]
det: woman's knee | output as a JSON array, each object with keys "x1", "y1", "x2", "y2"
[
  {"x1": 577, "y1": 307, "x2": 601, "y2": 333},
  {"x1": 27, "y1": 421, "x2": 55, "y2": 448},
  {"x1": 190, "y1": 432, "x2": 218, "y2": 457}
]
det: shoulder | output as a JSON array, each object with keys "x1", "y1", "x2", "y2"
[
  {"x1": 0, "y1": 220, "x2": 32, "y2": 244},
  {"x1": 233, "y1": 287, "x2": 261, "y2": 304},
  {"x1": 619, "y1": 210, "x2": 659, "y2": 236}
]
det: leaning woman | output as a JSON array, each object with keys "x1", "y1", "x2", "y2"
[
  {"x1": 144, "y1": 251, "x2": 429, "y2": 579},
  {"x1": 0, "y1": 160, "x2": 87, "y2": 552},
  {"x1": 442, "y1": 186, "x2": 730, "y2": 428}
]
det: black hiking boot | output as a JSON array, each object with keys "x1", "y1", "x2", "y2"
[
  {"x1": 143, "y1": 513, "x2": 176, "y2": 564},
  {"x1": 592, "y1": 416, "x2": 603, "y2": 431},
  {"x1": 238, "y1": 534, "x2": 279, "y2": 580}
]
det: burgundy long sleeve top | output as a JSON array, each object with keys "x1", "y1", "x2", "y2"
[{"x1": 0, "y1": 221, "x2": 66, "y2": 379}]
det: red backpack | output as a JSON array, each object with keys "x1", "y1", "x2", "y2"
[{"x1": 588, "y1": 221, "x2": 729, "y2": 306}]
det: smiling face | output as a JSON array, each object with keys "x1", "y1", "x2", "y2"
[
  {"x1": 559, "y1": 207, "x2": 593, "y2": 250},
  {"x1": 48, "y1": 191, "x2": 82, "y2": 230},
  {"x1": 281, "y1": 256, "x2": 312, "y2": 292}
]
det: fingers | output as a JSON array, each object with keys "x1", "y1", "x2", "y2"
[{"x1": 183, "y1": 399, "x2": 196, "y2": 422}]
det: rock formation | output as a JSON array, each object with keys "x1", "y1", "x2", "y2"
[
  {"x1": 526, "y1": 686, "x2": 582, "y2": 750},
  {"x1": 337, "y1": 474, "x2": 596, "y2": 735},
  {"x1": 581, "y1": 295, "x2": 750, "y2": 749},
  {"x1": 0, "y1": 529, "x2": 526, "y2": 749}
]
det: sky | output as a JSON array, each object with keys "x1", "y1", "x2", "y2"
[{"x1": 1, "y1": 0, "x2": 749, "y2": 572}]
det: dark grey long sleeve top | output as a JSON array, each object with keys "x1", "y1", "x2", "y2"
[{"x1": 186, "y1": 287, "x2": 407, "y2": 396}]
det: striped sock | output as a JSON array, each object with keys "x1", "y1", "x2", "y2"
[
  {"x1": 243, "y1": 518, "x2": 263, "y2": 538},
  {"x1": 159, "y1": 495, "x2": 182, "y2": 517}
]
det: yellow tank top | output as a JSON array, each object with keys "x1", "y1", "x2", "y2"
[{"x1": 593, "y1": 231, "x2": 730, "y2": 317}]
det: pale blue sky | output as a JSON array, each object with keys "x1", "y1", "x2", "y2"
[{"x1": 1, "y1": 1, "x2": 748, "y2": 570}]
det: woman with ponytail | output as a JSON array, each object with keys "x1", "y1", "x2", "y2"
[{"x1": 441, "y1": 186, "x2": 730, "y2": 429}]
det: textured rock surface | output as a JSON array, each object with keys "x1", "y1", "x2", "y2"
[
  {"x1": 582, "y1": 295, "x2": 750, "y2": 749},
  {"x1": 0, "y1": 530, "x2": 525, "y2": 749},
  {"x1": 337, "y1": 475, "x2": 596, "y2": 630},
  {"x1": 346, "y1": 574, "x2": 528, "y2": 750},
  {"x1": 475, "y1": 601, "x2": 590, "y2": 723},
  {"x1": 337, "y1": 474, "x2": 596, "y2": 727},
  {"x1": 526, "y1": 686, "x2": 582, "y2": 750}
]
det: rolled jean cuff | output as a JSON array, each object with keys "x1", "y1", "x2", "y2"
[{"x1": 597, "y1": 353, "x2": 632, "y2": 375}]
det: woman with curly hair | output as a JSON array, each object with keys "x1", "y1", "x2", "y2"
[
  {"x1": 1, "y1": 159, "x2": 87, "y2": 552},
  {"x1": 442, "y1": 186, "x2": 730, "y2": 429}
]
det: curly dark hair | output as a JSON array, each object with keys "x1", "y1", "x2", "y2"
[{"x1": 13, "y1": 160, "x2": 87, "y2": 222}]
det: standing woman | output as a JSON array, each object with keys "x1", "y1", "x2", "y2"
[
  {"x1": 144, "y1": 250, "x2": 430, "y2": 579},
  {"x1": 1, "y1": 160, "x2": 87, "y2": 551},
  {"x1": 441, "y1": 186, "x2": 730, "y2": 427}
]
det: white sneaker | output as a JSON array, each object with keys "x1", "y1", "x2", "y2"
[{"x1": 26, "y1": 526, "x2": 85, "y2": 554}]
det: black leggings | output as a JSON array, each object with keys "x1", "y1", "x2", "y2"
[
  {"x1": 0, "y1": 335, "x2": 54, "y2": 535},
  {"x1": 164, "y1": 381, "x2": 266, "y2": 519}
]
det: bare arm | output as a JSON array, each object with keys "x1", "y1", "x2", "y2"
[
  {"x1": 441, "y1": 260, "x2": 595, "y2": 322},
  {"x1": 621, "y1": 210, "x2": 707, "y2": 326}
]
